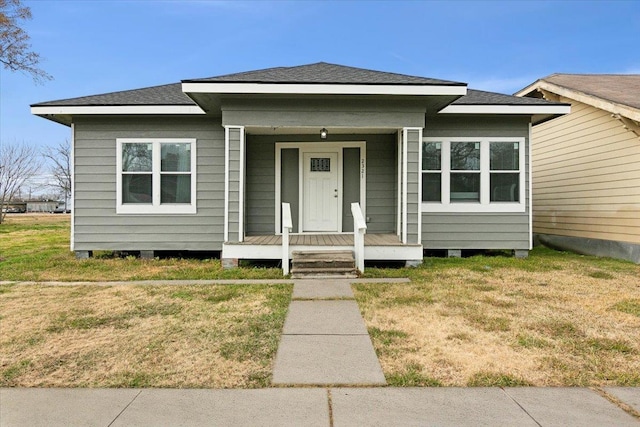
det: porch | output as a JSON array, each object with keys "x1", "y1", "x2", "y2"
[{"x1": 222, "y1": 232, "x2": 423, "y2": 264}]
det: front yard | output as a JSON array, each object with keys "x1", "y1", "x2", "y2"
[
  {"x1": 355, "y1": 251, "x2": 640, "y2": 387},
  {"x1": 0, "y1": 283, "x2": 291, "y2": 387},
  {"x1": 1, "y1": 214, "x2": 639, "y2": 388}
]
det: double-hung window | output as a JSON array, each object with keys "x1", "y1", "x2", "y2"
[
  {"x1": 116, "y1": 138, "x2": 197, "y2": 214},
  {"x1": 421, "y1": 137, "x2": 525, "y2": 212}
]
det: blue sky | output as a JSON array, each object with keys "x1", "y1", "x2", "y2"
[{"x1": 1, "y1": 0, "x2": 639, "y2": 151}]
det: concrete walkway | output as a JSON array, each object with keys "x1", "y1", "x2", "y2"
[
  {"x1": 1, "y1": 387, "x2": 638, "y2": 426},
  {"x1": 271, "y1": 279, "x2": 386, "y2": 385}
]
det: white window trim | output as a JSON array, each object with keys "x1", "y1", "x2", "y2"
[
  {"x1": 116, "y1": 138, "x2": 197, "y2": 215},
  {"x1": 421, "y1": 137, "x2": 526, "y2": 213}
]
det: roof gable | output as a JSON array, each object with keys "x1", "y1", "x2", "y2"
[
  {"x1": 542, "y1": 74, "x2": 640, "y2": 111},
  {"x1": 515, "y1": 74, "x2": 640, "y2": 123}
]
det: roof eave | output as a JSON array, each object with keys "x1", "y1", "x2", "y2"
[
  {"x1": 181, "y1": 82, "x2": 468, "y2": 97},
  {"x1": 30, "y1": 105, "x2": 206, "y2": 116},
  {"x1": 438, "y1": 104, "x2": 571, "y2": 115}
]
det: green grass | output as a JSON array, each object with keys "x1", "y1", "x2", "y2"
[
  {"x1": 0, "y1": 216, "x2": 283, "y2": 281},
  {"x1": 613, "y1": 299, "x2": 640, "y2": 317},
  {"x1": 386, "y1": 363, "x2": 443, "y2": 387},
  {"x1": 467, "y1": 372, "x2": 531, "y2": 387}
]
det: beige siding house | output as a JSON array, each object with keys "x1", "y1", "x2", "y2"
[{"x1": 516, "y1": 74, "x2": 640, "y2": 263}]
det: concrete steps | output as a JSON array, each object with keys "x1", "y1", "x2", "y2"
[{"x1": 290, "y1": 250, "x2": 358, "y2": 279}]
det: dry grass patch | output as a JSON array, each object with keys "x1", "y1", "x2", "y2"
[
  {"x1": 0, "y1": 283, "x2": 291, "y2": 387},
  {"x1": 355, "y1": 249, "x2": 640, "y2": 387}
]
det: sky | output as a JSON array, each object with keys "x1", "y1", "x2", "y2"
[{"x1": 1, "y1": 0, "x2": 640, "y2": 154}]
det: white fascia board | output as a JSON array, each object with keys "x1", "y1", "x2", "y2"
[
  {"x1": 182, "y1": 82, "x2": 467, "y2": 96},
  {"x1": 30, "y1": 105, "x2": 205, "y2": 115},
  {"x1": 439, "y1": 104, "x2": 571, "y2": 115}
]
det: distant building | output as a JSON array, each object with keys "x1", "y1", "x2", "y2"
[{"x1": 26, "y1": 200, "x2": 60, "y2": 213}]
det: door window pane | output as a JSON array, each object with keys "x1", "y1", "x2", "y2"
[
  {"x1": 491, "y1": 173, "x2": 519, "y2": 202},
  {"x1": 310, "y1": 158, "x2": 331, "y2": 172},
  {"x1": 422, "y1": 142, "x2": 442, "y2": 170},
  {"x1": 161, "y1": 175, "x2": 191, "y2": 203},
  {"x1": 161, "y1": 143, "x2": 191, "y2": 172},
  {"x1": 490, "y1": 142, "x2": 519, "y2": 170},
  {"x1": 122, "y1": 143, "x2": 152, "y2": 172},
  {"x1": 450, "y1": 173, "x2": 480, "y2": 202},
  {"x1": 451, "y1": 142, "x2": 480, "y2": 170},
  {"x1": 122, "y1": 174, "x2": 152, "y2": 203},
  {"x1": 422, "y1": 173, "x2": 441, "y2": 202}
]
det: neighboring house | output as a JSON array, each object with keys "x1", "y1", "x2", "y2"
[
  {"x1": 516, "y1": 74, "x2": 640, "y2": 263},
  {"x1": 31, "y1": 62, "x2": 567, "y2": 269}
]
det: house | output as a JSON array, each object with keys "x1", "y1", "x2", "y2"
[
  {"x1": 31, "y1": 62, "x2": 568, "y2": 272},
  {"x1": 516, "y1": 74, "x2": 640, "y2": 264}
]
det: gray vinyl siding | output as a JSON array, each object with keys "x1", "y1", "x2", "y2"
[
  {"x1": 222, "y1": 98, "x2": 426, "y2": 129},
  {"x1": 72, "y1": 116, "x2": 225, "y2": 251},
  {"x1": 227, "y1": 127, "x2": 241, "y2": 242},
  {"x1": 422, "y1": 115, "x2": 530, "y2": 250},
  {"x1": 281, "y1": 149, "x2": 299, "y2": 233},
  {"x1": 406, "y1": 129, "x2": 421, "y2": 243},
  {"x1": 244, "y1": 134, "x2": 397, "y2": 235},
  {"x1": 342, "y1": 148, "x2": 360, "y2": 233},
  {"x1": 366, "y1": 135, "x2": 397, "y2": 233}
]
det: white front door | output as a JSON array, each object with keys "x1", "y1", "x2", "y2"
[{"x1": 303, "y1": 152, "x2": 339, "y2": 231}]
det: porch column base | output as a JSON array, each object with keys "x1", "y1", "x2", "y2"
[
  {"x1": 140, "y1": 250, "x2": 155, "y2": 260},
  {"x1": 514, "y1": 249, "x2": 529, "y2": 259},
  {"x1": 75, "y1": 250, "x2": 92, "y2": 259},
  {"x1": 222, "y1": 258, "x2": 239, "y2": 269},
  {"x1": 447, "y1": 249, "x2": 462, "y2": 258}
]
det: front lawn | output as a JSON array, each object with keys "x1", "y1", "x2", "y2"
[
  {"x1": 355, "y1": 249, "x2": 640, "y2": 387},
  {"x1": 0, "y1": 283, "x2": 292, "y2": 387}
]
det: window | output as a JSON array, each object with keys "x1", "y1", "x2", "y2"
[
  {"x1": 421, "y1": 137, "x2": 525, "y2": 212},
  {"x1": 117, "y1": 138, "x2": 196, "y2": 214}
]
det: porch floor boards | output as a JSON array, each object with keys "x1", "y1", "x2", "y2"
[{"x1": 237, "y1": 233, "x2": 403, "y2": 246}]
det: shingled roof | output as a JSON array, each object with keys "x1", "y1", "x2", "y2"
[
  {"x1": 32, "y1": 83, "x2": 196, "y2": 107},
  {"x1": 535, "y1": 74, "x2": 640, "y2": 111},
  {"x1": 182, "y1": 62, "x2": 465, "y2": 86},
  {"x1": 31, "y1": 63, "x2": 561, "y2": 109},
  {"x1": 452, "y1": 89, "x2": 557, "y2": 106}
]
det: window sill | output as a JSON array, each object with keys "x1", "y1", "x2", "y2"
[
  {"x1": 116, "y1": 204, "x2": 197, "y2": 215},
  {"x1": 422, "y1": 202, "x2": 525, "y2": 213}
]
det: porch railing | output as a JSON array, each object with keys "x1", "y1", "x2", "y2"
[
  {"x1": 351, "y1": 202, "x2": 367, "y2": 272},
  {"x1": 282, "y1": 202, "x2": 293, "y2": 275}
]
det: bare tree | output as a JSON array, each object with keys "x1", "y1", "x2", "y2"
[
  {"x1": 42, "y1": 140, "x2": 71, "y2": 211},
  {"x1": 0, "y1": 0, "x2": 52, "y2": 83},
  {"x1": 0, "y1": 142, "x2": 42, "y2": 223}
]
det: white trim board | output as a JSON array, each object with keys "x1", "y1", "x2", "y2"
[
  {"x1": 182, "y1": 82, "x2": 467, "y2": 97},
  {"x1": 31, "y1": 105, "x2": 205, "y2": 115},
  {"x1": 439, "y1": 104, "x2": 570, "y2": 115}
]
